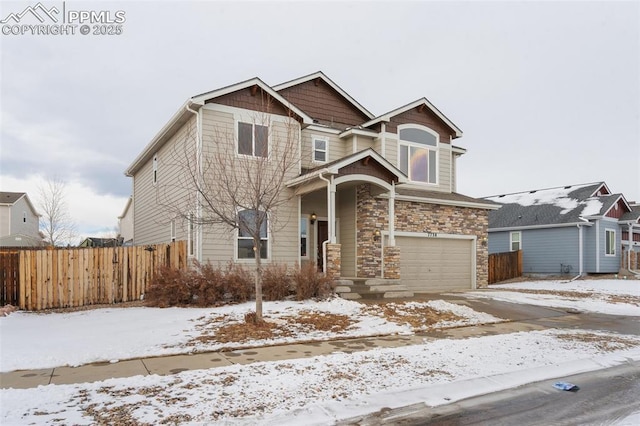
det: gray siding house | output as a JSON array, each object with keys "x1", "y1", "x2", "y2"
[
  {"x1": 125, "y1": 72, "x2": 498, "y2": 292},
  {"x1": 485, "y1": 182, "x2": 640, "y2": 276},
  {"x1": 0, "y1": 192, "x2": 43, "y2": 247}
]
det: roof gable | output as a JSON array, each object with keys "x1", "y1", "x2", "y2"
[
  {"x1": 361, "y1": 98, "x2": 463, "y2": 138},
  {"x1": 0, "y1": 192, "x2": 26, "y2": 205},
  {"x1": 274, "y1": 71, "x2": 374, "y2": 128}
]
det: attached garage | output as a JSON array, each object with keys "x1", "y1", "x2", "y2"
[{"x1": 394, "y1": 235, "x2": 475, "y2": 292}]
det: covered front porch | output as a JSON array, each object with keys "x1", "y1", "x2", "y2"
[{"x1": 287, "y1": 149, "x2": 413, "y2": 299}]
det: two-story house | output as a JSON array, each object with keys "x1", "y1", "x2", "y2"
[
  {"x1": 125, "y1": 72, "x2": 498, "y2": 293},
  {"x1": 0, "y1": 191, "x2": 43, "y2": 247}
]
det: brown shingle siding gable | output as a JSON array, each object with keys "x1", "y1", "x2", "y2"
[
  {"x1": 205, "y1": 87, "x2": 291, "y2": 117},
  {"x1": 386, "y1": 107, "x2": 454, "y2": 142},
  {"x1": 277, "y1": 79, "x2": 371, "y2": 129}
]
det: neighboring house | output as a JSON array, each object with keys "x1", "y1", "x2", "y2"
[
  {"x1": 0, "y1": 191, "x2": 43, "y2": 247},
  {"x1": 485, "y1": 182, "x2": 640, "y2": 276},
  {"x1": 118, "y1": 196, "x2": 133, "y2": 245},
  {"x1": 125, "y1": 71, "x2": 498, "y2": 292},
  {"x1": 78, "y1": 237, "x2": 121, "y2": 248}
]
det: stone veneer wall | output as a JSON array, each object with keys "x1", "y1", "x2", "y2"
[
  {"x1": 356, "y1": 183, "x2": 489, "y2": 287},
  {"x1": 356, "y1": 185, "x2": 385, "y2": 278},
  {"x1": 326, "y1": 243, "x2": 342, "y2": 279},
  {"x1": 383, "y1": 246, "x2": 400, "y2": 279}
]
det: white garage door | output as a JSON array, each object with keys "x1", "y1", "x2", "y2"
[{"x1": 395, "y1": 236, "x2": 474, "y2": 292}]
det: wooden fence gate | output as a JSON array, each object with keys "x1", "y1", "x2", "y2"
[
  {"x1": 488, "y1": 250, "x2": 523, "y2": 284},
  {"x1": 0, "y1": 241, "x2": 187, "y2": 311}
]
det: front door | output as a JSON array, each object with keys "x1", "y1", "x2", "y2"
[{"x1": 317, "y1": 220, "x2": 328, "y2": 271}]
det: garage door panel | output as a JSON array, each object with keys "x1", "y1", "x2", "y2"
[{"x1": 395, "y1": 236, "x2": 473, "y2": 292}]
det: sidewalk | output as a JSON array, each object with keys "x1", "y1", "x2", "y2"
[{"x1": 0, "y1": 311, "x2": 554, "y2": 389}]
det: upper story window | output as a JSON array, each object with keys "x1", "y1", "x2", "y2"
[
  {"x1": 23, "y1": 212, "x2": 27, "y2": 223},
  {"x1": 152, "y1": 154, "x2": 158, "y2": 184},
  {"x1": 238, "y1": 122, "x2": 268, "y2": 157},
  {"x1": 313, "y1": 137, "x2": 328, "y2": 163},
  {"x1": 398, "y1": 125, "x2": 438, "y2": 184}
]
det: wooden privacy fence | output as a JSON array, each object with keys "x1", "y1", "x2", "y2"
[
  {"x1": 488, "y1": 250, "x2": 523, "y2": 284},
  {"x1": 0, "y1": 241, "x2": 187, "y2": 311}
]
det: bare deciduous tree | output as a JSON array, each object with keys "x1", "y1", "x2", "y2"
[
  {"x1": 38, "y1": 177, "x2": 77, "y2": 246},
  {"x1": 159, "y1": 103, "x2": 301, "y2": 322}
]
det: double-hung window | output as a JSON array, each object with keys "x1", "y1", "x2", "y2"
[
  {"x1": 398, "y1": 126, "x2": 438, "y2": 184},
  {"x1": 605, "y1": 229, "x2": 616, "y2": 256},
  {"x1": 237, "y1": 209, "x2": 268, "y2": 259},
  {"x1": 152, "y1": 154, "x2": 158, "y2": 184},
  {"x1": 510, "y1": 231, "x2": 521, "y2": 251},
  {"x1": 313, "y1": 137, "x2": 327, "y2": 163},
  {"x1": 238, "y1": 122, "x2": 268, "y2": 157}
]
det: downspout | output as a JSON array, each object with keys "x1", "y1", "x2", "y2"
[
  {"x1": 318, "y1": 172, "x2": 332, "y2": 274},
  {"x1": 571, "y1": 223, "x2": 584, "y2": 281},
  {"x1": 595, "y1": 220, "x2": 600, "y2": 273},
  {"x1": 186, "y1": 101, "x2": 202, "y2": 262}
]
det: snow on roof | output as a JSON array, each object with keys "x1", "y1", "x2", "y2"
[{"x1": 487, "y1": 183, "x2": 598, "y2": 215}]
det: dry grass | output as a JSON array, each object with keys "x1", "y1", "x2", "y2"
[
  {"x1": 363, "y1": 303, "x2": 463, "y2": 329},
  {"x1": 556, "y1": 332, "x2": 640, "y2": 352}
]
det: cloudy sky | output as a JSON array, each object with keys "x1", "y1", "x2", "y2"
[{"x1": 1, "y1": 0, "x2": 638, "y2": 240}]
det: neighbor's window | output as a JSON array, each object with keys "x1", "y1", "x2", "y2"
[
  {"x1": 605, "y1": 229, "x2": 616, "y2": 256},
  {"x1": 237, "y1": 209, "x2": 268, "y2": 259},
  {"x1": 152, "y1": 154, "x2": 158, "y2": 184},
  {"x1": 313, "y1": 137, "x2": 328, "y2": 162},
  {"x1": 23, "y1": 212, "x2": 27, "y2": 223},
  {"x1": 510, "y1": 231, "x2": 521, "y2": 251},
  {"x1": 170, "y1": 220, "x2": 176, "y2": 242},
  {"x1": 398, "y1": 126, "x2": 438, "y2": 184},
  {"x1": 238, "y1": 122, "x2": 268, "y2": 157},
  {"x1": 300, "y1": 217, "x2": 308, "y2": 257}
]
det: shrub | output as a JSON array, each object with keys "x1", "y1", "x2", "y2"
[
  {"x1": 224, "y1": 263, "x2": 254, "y2": 302},
  {"x1": 261, "y1": 263, "x2": 292, "y2": 301},
  {"x1": 292, "y1": 262, "x2": 336, "y2": 300},
  {"x1": 146, "y1": 265, "x2": 197, "y2": 307},
  {"x1": 193, "y1": 262, "x2": 226, "y2": 306}
]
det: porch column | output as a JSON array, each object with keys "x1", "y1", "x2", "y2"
[
  {"x1": 330, "y1": 176, "x2": 337, "y2": 243},
  {"x1": 388, "y1": 181, "x2": 396, "y2": 246}
]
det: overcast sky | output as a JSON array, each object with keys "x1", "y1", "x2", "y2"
[{"x1": 1, "y1": 0, "x2": 638, "y2": 240}]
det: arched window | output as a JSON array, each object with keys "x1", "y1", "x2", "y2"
[
  {"x1": 398, "y1": 126, "x2": 438, "y2": 184},
  {"x1": 237, "y1": 209, "x2": 268, "y2": 259}
]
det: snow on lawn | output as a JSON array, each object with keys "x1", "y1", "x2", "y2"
[
  {"x1": 466, "y1": 279, "x2": 640, "y2": 316},
  {"x1": 0, "y1": 298, "x2": 502, "y2": 372},
  {"x1": 3, "y1": 329, "x2": 640, "y2": 425}
]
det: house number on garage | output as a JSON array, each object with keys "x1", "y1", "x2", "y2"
[{"x1": 425, "y1": 232, "x2": 438, "y2": 237}]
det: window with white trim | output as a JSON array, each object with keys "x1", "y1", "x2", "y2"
[
  {"x1": 238, "y1": 122, "x2": 268, "y2": 157},
  {"x1": 237, "y1": 209, "x2": 268, "y2": 259},
  {"x1": 605, "y1": 229, "x2": 616, "y2": 256},
  {"x1": 398, "y1": 126, "x2": 438, "y2": 184},
  {"x1": 313, "y1": 137, "x2": 328, "y2": 163},
  {"x1": 152, "y1": 154, "x2": 158, "y2": 184},
  {"x1": 510, "y1": 231, "x2": 521, "y2": 251},
  {"x1": 170, "y1": 220, "x2": 176, "y2": 242}
]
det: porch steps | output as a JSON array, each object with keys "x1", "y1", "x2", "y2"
[{"x1": 335, "y1": 278, "x2": 414, "y2": 300}]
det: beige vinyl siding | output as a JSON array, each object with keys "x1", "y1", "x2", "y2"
[
  {"x1": 385, "y1": 136, "x2": 398, "y2": 170},
  {"x1": 199, "y1": 107, "x2": 302, "y2": 266},
  {"x1": 133, "y1": 116, "x2": 197, "y2": 245},
  {"x1": 337, "y1": 186, "x2": 356, "y2": 276},
  {"x1": 300, "y1": 130, "x2": 345, "y2": 169},
  {"x1": 0, "y1": 206, "x2": 10, "y2": 236}
]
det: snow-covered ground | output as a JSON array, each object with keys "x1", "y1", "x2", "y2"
[
  {"x1": 466, "y1": 279, "x2": 640, "y2": 316},
  {"x1": 1, "y1": 278, "x2": 639, "y2": 424}
]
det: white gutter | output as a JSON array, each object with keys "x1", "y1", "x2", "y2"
[
  {"x1": 185, "y1": 101, "x2": 202, "y2": 263},
  {"x1": 387, "y1": 194, "x2": 500, "y2": 210},
  {"x1": 596, "y1": 220, "x2": 600, "y2": 273},
  {"x1": 578, "y1": 224, "x2": 584, "y2": 276},
  {"x1": 489, "y1": 221, "x2": 594, "y2": 233}
]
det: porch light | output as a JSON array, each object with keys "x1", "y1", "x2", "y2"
[
  {"x1": 374, "y1": 229, "x2": 381, "y2": 241},
  {"x1": 310, "y1": 212, "x2": 317, "y2": 225}
]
